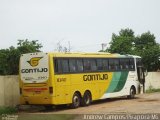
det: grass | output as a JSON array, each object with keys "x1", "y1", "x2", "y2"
[
  {"x1": 18, "y1": 114, "x2": 77, "y2": 120},
  {"x1": 0, "y1": 106, "x2": 17, "y2": 115},
  {"x1": 146, "y1": 87, "x2": 160, "y2": 93},
  {"x1": 0, "y1": 113, "x2": 76, "y2": 120},
  {"x1": 0, "y1": 106, "x2": 76, "y2": 120},
  {"x1": 0, "y1": 107, "x2": 77, "y2": 120}
]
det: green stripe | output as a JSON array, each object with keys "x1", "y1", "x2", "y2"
[
  {"x1": 114, "y1": 71, "x2": 128, "y2": 92},
  {"x1": 106, "y1": 71, "x2": 129, "y2": 93},
  {"x1": 106, "y1": 72, "x2": 121, "y2": 93}
]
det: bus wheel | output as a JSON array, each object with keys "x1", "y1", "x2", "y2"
[
  {"x1": 127, "y1": 86, "x2": 136, "y2": 99},
  {"x1": 71, "y1": 92, "x2": 81, "y2": 109},
  {"x1": 81, "y1": 91, "x2": 92, "y2": 106}
]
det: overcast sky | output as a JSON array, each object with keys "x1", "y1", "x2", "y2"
[{"x1": 0, "y1": 0, "x2": 160, "y2": 52}]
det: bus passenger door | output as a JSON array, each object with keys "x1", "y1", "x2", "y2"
[{"x1": 137, "y1": 66, "x2": 145, "y2": 93}]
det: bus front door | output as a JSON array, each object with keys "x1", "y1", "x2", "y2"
[{"x1": 137, "y1": 66, "x2": 145, "y2": 93}]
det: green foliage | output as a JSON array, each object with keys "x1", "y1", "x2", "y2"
[
  {"x1": 108, "y1": 28, "x2": 135, "y2": 54},
  {"x1": 0, "y1": 107, "x2": 17, "y2": 115},
  {"x1": 106, "y1": 29, "x2": 160, "y2": 71},
  {"x1": 0, "y1": 39, "x2": 42, "y2": 75},
  {"x1": 0, "y1": 47, "x2": 19, "y2": 75},
  {"x1": 133, "y1": 32, "x2": 160, "y2": 71},
  {"x1": 17, "y1": 39, "x2": 42, "y2": 53},
  {"x1": 134, "y1": 32, "x2": 156, "y2": 52}
]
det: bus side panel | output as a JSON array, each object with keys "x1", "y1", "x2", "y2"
[
  {"x1": 54, "y1": 74, "x2": 71, "y2": 104},
  {"x1": 70, "y1": 74, "x2": 97, "y2": 100},
  {"x1": 69, "y1": 72, "x2": 113, "y2": 101},
  {"x1": 100, "y1": 71, "x2": 138, "y2": 99},
  {"x1": 95, "y1": 72, "x2": 113, "y2": 100},
  {"x1": 106, "y1": 71, "x2": 129, "y2": 93}
]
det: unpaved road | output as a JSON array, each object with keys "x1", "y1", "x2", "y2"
[{"x1": 19, "y1": 92, "x2": 160, "y2": 114}]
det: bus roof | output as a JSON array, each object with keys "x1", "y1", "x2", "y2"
[
  {"x1": 21, "y1": 52, "x2": 141, "y2": 58},
  {"x1": 48, "y1": 52, "x2": 141, "y2": 58}
]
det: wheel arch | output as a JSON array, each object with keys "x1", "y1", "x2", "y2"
[
  {"x1": 83, "y1": 90, "x2": 92, "y2": 99},
  {"x1": 74, "y1": 91, "x2": 82, "y2": 99},
  {"x1": 131, "y1": 85, "x2": 136, "y2": 94}
]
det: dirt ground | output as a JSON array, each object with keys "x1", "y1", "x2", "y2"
[{"x1": 19, "y1": 92, "x2": 160, "y2": 114}]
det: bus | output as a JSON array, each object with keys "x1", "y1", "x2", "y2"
[{"x1": 19, "y1": 52, "x2": 145, "y2": 108}]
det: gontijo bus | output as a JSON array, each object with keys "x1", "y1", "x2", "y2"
[{"x1": 19, "y1": 52, "x2": 145, "y2": 108}]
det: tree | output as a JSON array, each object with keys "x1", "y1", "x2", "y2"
[
  {"x1": 134, "y1": 32, "x2": 160, "y2": 71},
  {"x1": 0, "y1": 39, "x2": 42, "y2": 75},
  {"x1": 17, "y1": 39, "x2": 42, "y2": 53},
  {"x1": 106, "y1": 29, "x2": 160, "y2": 71},
  {"x1": 108, "y1": 28, "x2": 135, "y2": 54},
  {"x1": 0, "y1": 48, "x2": 10, "y2": 74}
]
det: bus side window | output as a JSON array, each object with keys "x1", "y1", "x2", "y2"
[
  {"x1": 90, "y1": 59, "x2": 97, "y2": 71},
  {"x1": 129, "y1": 58, "x2": 135, "y2": 70},
  {"x1": 69, "y1": 59, "x2": 77, "y2": 72},
  {"x1": 77, "y1": 59, "x2": 83, "y2": 72},
  {"x1": 62, "y1": 59, "x2": 69, "y2": 73},
  {"x1": 54, "y1": 59, "x2": 62, "y2": 73},
  {"x1": 120, "y1": 59, "x2": 124, "y2": 70},
  {"x1": 97, "y1": 59, "x2": 103, "y2": 71},
  {"x1": 109, "y1": 59, "x2": 119, "y2": 71},
  {"x1": 84, "y1": 59, "x2": 91, "y2": 71},
  {"x1": 109, "y1": 59, "x2": 114, "y2": 70},
  {"x1": 125, "y1": 59, "x2": 129, "y2": 69},
  {"x1": 102, "y1": 59, "x2": 108, "y2": 71},
  {"x1": 114, "y1": 59, "x2": 119, "y2": 70},
  {"x1": 120, "y1": 58, "x2": 129, "y2": 70}
]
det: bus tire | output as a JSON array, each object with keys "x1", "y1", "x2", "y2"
[
  {"x1": 81, "y1": 91, "x2": 92, "y2": 106},
  {"x1": 70, "y1": 92, "x2": 81, "y2": 109},
  {"x1": 127, "y1": 86, "x2": 136, "y2": 99}
]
